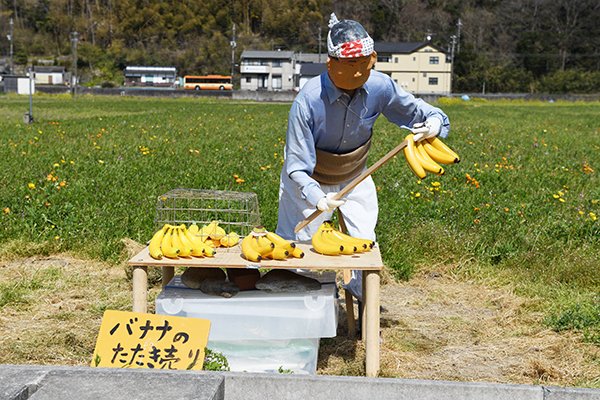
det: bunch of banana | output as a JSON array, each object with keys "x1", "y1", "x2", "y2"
[
  {"x1": 191, "y1": 220, "x2": 240, "y2": 248},
  {"x1": 403, "y1": 134, "x2": 460, "y2": 179},
  {"x1": 311, "y1": 221, "x2": 375, "y2": 256},
  {"x1": 148, "y1": 224, "x2": 217, "y2": 260},
  {"x1": 241, "y1": 226, "x2": 304, "y2": 262}
]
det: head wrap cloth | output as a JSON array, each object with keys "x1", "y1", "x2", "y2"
[{"x1": 327, "y1": 13, "x2": 374, "y2": 58}]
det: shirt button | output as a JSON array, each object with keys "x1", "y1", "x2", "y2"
[{"x1": 346, "y1": 124, "x2": 350, "y2": 128}]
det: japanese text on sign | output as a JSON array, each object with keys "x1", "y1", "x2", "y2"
[{"x1": 91, "y1": 310, "x2": 210, "y2": 371}]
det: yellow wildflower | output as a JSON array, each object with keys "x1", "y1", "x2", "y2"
[
  {"x1": 28, "y1": 183, "x2": 36, "y2": 189},
  {"x1": 3, "y1": 207, "x2": 10, "y2": 214}
]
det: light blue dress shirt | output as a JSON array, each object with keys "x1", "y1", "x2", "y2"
[{"x1": 283, "y1": 70, "x2": 450, "y2": 207}]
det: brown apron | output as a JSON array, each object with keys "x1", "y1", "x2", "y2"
[{"x1": 311, "y1": 138, "x2": 372, "y2": 185}]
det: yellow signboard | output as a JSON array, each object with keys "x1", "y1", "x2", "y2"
[{"x1": 91, "y1": 310, "x2": 210, "y2": 371}]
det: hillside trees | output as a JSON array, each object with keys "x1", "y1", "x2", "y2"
[{"x1": 0, "y1": 0, "x2": 598, "y2": 92}]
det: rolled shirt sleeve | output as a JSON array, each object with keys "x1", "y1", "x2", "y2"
[{"x1": 284, "y1": 99, "x2": 327, "y2": 207}]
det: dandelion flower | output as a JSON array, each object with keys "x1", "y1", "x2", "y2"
[
  {"x1": 590, "y1": 212, "x2": 597, "y2": 221},
  {"x1": 28, "y1": 183, "x2": 36, "y2": 189},
  {"x1": 3, "y1": 207, "x2": 10, "y2": 214}
]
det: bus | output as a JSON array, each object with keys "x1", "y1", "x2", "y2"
[{"x1": 183, "y1": 75, "x2": 233, "y2": 91}]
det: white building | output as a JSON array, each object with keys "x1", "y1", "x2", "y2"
[
  {"x1": 240, "y1": 50, "x2": 295, "y2": 91},
  {"x1": 374, "y1": 42, "x2": 451, "y2": 94},
  {"x1": 124, "y1": 66, "x2": 177, "y2": 87},
  {"x1": 32, "y1": 66, "x2": 65, "y2": 85}
]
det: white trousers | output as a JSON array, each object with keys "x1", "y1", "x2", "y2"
[{"x1": 275, "y1": 170, "x2": 378, "y2": 300}]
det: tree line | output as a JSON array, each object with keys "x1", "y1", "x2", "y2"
[{"x1": 1, "y1": 0, "x2": 599, "y2": 93}]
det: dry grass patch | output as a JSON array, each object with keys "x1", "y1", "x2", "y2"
[
  {"x1": 318, "y1": 267, "x2": 600, "y2": 387},
  {"x1": 1, "y1": 252, "x2": 598, "y2": 388}
]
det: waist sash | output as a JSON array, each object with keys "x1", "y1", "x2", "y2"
[{"x1": 311, "y1": 138, "x2": 372, "y2": 185}]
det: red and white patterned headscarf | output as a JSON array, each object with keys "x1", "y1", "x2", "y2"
[{"x1": 327, "y1": 13, "x2": 374, "y2": 59}]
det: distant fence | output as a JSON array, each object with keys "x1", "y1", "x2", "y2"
[{"x1": 31, "y1": 85, "x2": 600, "y2": 103}]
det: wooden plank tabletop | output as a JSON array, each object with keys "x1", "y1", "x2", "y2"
[{"x1": 128, "y1": 242, "x2": 384, "y2": 271}]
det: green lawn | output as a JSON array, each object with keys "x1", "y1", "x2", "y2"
[{"x1": 1, "y1": 93, "x2": 599, "y2": 343}]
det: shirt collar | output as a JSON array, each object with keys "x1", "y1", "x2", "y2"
[{"x1": 322, "y1": 73, "x2": 369, "y2": 104}]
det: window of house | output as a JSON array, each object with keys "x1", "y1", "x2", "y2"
[
  {"x1": 429, "y1": 56, "x2": 439, "y2": 64},
  {"x1": 412, "y1": 77, "x2": 415, "y2": 82},
  {"x1": 423, "y1": 73, "x2": 427, "y2": 77},
  {"x1": 394, "y1": 57, "x2": 399, "y2": 63},
  {"x1": 377, "y1": 55, "x2": 391, "y2": 63},
  {"x1": 429, "y1": 77, "x2": 438, "y2": 85},
  {"x1": 245, "y1": 77, "x2": 251, "y2": 83},
  {"x1": 272, "y1": 76, "x2": 282, "y2": 89},
  {"x1": 413, "y1": 57, "x2": 416, "y2": 61},
  {"x1": 259, "y1": 76, "x2": 268, "y2": 88},
  {"x1": 272, "y1": 60, "x2": 282, "y2": 67}
]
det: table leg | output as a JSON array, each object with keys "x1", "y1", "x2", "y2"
[
  {"x1": 132, "y1": 266, "x2": 148, "y2": 313},
  {"x1": 364, "y1": 269, "x2": 380, "y2": 377},
  {"x1": 162, "y1": 266, "x2": 174, "y2": 287},
  {"x1": 344, "y1": 289, "x2": 356, "y2": 339}
]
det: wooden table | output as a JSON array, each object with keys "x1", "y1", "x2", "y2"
[{"x1": 127, "y1": 243, "x2": 384, "y2": 377}]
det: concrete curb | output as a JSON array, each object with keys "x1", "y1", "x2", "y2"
[{"x1": 1, "y1": 364, "x2": 599, "y2": 400}]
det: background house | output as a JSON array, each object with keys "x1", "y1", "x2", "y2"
[
  {"x1": 240, "y1": 50, "x2": 295, "y2": 91},
  {"x1": 124, "y1": 66, "x2": 177, "y2": 87},
  {"x1": 298, "y1": 63, "x2": 326, "y2": 89},
  {"x1": 32, "y1": 66, "x2": 65, "y2": 85},
  {"x1": 374, "y1": 42, "x2": 451, "y2": 94},
  {"x1": 239, "y1": 43, "x2": 451, "y2": 94}
]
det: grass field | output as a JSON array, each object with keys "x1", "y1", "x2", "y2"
[{"x1": 0, "y1": 94, "x2": 598, "y2": 380}]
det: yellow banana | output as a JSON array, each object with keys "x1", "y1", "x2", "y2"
[
  {"x1": 422, "y1": 140, "x2": 456, "y2": 164},
  {"x1": 265, "y1": 246, "x2": 289, "y2": 260},
  {"x1": 427, "y1": 137, "x2": 460, "y2": 163},
  {"x1": 329, "y1": 229, "x2": 374, "y2": 252},
  {"x1": 251, "y1": 227, "x2": 274, "y2": 256},
  {"x1": 184, "y1": 228, "x2": 214, "y2": 257},
  {"x1": 403, "y1": 134, "x2": 426, "y2": 179},
  {"x1": 202, "y1": 220, "x2": 226, "y2": 240},
  {"x1": 188, "y1": 224, "x2": 200, "y2": 235},
  {"x1": 241, "y1": 234, "x2": 262, "y2": 262},
  {"x1": 321, "y1": 228, "x2": 357, "y2": 254},
  {"x1": 415, "y1": 141, "x2": 444, "y2": 175},
  {"x1": 291, "y1": 246, "x2": 305, "y2": 258},
  {"x1": 265, "y1": 231, "x2": 296, "y2": 252},
  {"x1": 312, "y1": 223, "x2": 344, "y2": 256},
  {"x1": 220, "y1": 232, "x2": 240, "y2": 247},
  {"x1": 176, "y1": 225, "x2": 194, "y2": 257},
  {"x1": 148, "y1": 225, "x2": 167, "y2": 260},
  {"x1": 160, "y1": 227, "x2": 180, "y2": 259},
  {"x1": 171, "y1": 227, "x2": 191, "y2": 257}
]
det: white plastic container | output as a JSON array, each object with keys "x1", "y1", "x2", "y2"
[{"x1": 155, "y1": 274, "x2": 338, "y2": 374}]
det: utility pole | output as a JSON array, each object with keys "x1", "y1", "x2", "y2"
[
  {"x1": 230, "y1": 23, "x2": 236, "y2": 87},
  {"x1": 70, "y1": 31, "x2": 79, "y2": 97},
  {"x1": 450, "y1": 35, "x2": 457, "y2": 93},
  {"x1": 8, "y1": 18, "x2": 14, "y2": 74}
]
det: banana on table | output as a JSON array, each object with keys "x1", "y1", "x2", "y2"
[{"x1": 148, "y1": 221, "x2": 239, "y2": 260}]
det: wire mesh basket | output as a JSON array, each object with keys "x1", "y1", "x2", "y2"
[{"x1": 154, "y1": 188, "x2": 261, "y2": 236}]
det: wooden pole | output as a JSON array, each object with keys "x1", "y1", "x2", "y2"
[
  {"x1": 132, "y1": 266, "x2": 148, "y2": 313},
  {"x1": 365, "y1": 270, "x2": 380, "y2": 377}
]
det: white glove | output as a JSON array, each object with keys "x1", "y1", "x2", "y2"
[
  {"x1": 316, "y1": 192, "x2": 346, "y2": 212},
  {"x1": 412, "y1": 117, "x2": 442, "y2": 141}
]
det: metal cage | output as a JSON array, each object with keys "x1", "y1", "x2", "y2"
[{"x1": 154, "y1": 188, "x2": 261, "y2": 236}]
